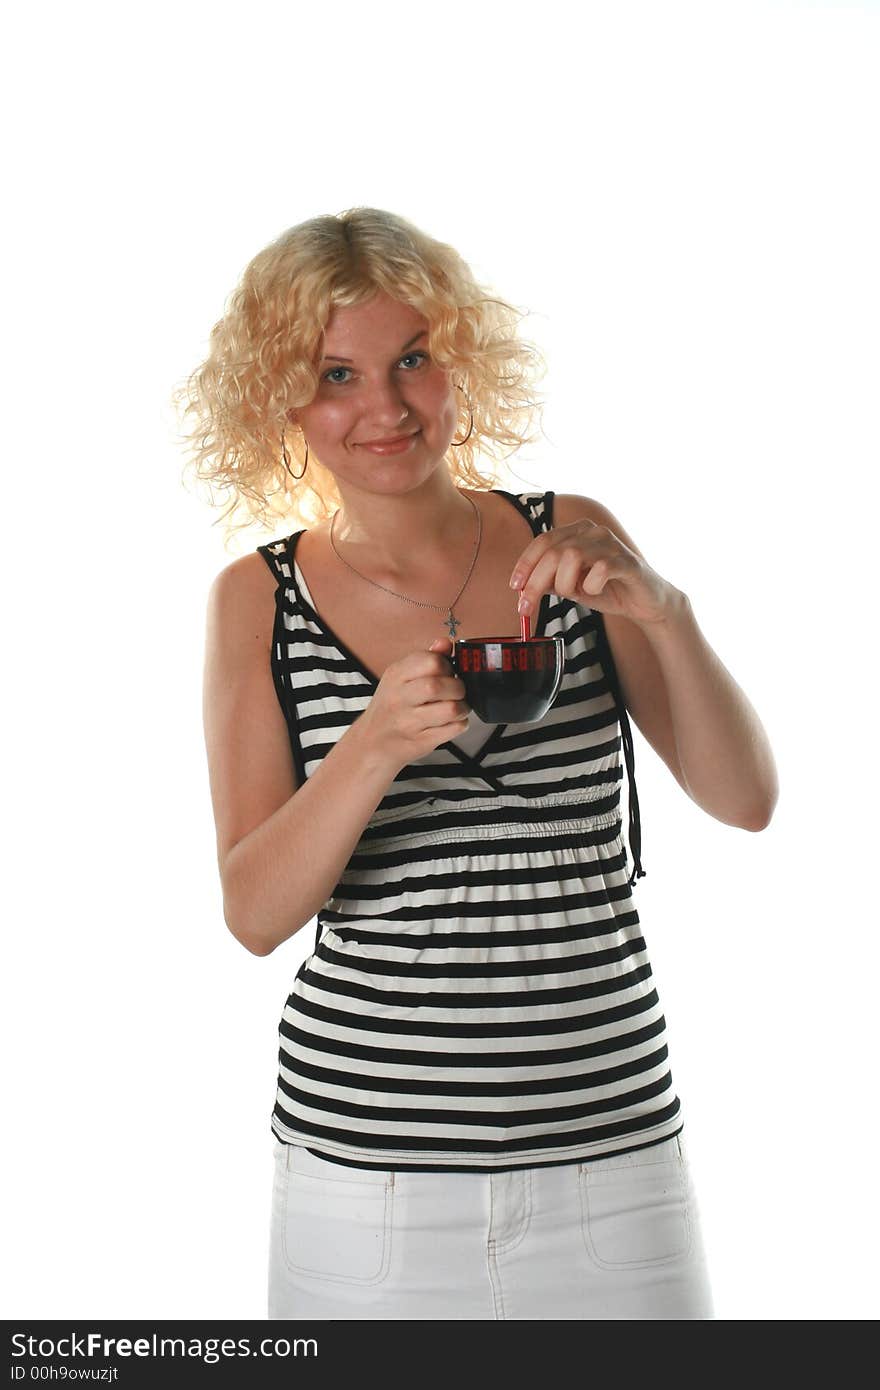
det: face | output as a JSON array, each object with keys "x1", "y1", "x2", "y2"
[{"x1": 288, "y1": 290, "x2": 460, "y2": 493}]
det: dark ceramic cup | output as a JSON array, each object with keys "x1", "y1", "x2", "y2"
[{"x1": 451, "y1": 636, "x2": 565, "y2": 724}]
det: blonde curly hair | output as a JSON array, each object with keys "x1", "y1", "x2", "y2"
[{"x1": 171, "y1": 207, "x2": 548, "y2": 546}]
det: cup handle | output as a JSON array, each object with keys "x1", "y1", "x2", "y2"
[{"x1": 547, "y1": 638, "x2": 565, "y2": 705}]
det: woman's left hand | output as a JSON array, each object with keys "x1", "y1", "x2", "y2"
[{"x1": 509, "y1": 518, "x2": 681, "y2": 629}]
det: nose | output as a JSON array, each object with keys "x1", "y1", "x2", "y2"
[{"x1": 361, "y1": 376, "x2": 414, "y2": 430}]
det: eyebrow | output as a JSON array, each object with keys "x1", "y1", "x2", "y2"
[{"x1": 321, "y1": 330, "x2": 428, "y2": 364}]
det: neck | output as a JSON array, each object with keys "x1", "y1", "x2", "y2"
[{"x1": 330, "y1": 474, "x2": 481, "y2": 580}]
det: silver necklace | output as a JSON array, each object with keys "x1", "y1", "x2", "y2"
[{"x1": 328, "y1": 491, "x2": 483, "y2": 642}]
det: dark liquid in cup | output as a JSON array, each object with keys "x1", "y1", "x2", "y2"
[{"x1": 454, "y1": 637, "x2": 564, "y2": 723}]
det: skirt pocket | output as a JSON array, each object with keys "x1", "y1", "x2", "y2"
[
  {"x1": 277, "y1": 1144, "x2": 395, "y2": 1286},
  {"x1": 578, "y1": 1136, "x2": 692, "y2": 1270}
]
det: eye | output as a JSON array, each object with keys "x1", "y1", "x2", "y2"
[{"x1": 322, "y1": 351, "x2": 429, "y2": 385}]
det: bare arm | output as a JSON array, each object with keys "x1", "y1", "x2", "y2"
[
  {"x1": 637, "y1": 591, "x2": 778, "y2": 830},
  {"x1": 203, "y1": 555, "x2": 400, "y2": 956},
  {"x1": 224, "y1": 719, "x2": 399, "y2": 956},
  {"x1": 552, "y1": 494, "x2": 778, "y2": 829},
  {"x1": 203, "y1": 556, "x2": 467, "y2": 957}
]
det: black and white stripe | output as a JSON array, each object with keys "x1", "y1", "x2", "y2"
[{"x1": 256, "y1": 490, "x2": 681, "y2": 1173}]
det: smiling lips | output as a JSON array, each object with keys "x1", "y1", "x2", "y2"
[{"x1": 358, "y1": 430, "x2": 420, "y2": 454}]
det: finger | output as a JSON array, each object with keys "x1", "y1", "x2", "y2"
[
  {"x1": 581, "y1": 552, "x2": 638, "y2": 595},
  {"x1": 514, "y1": 546, "x2": 581, "y2": 614},
  {"x1": 509, "y1": 516, "x2": 603, "y2": 592},
  {"x1": 554, "y1": 547, "x2": 587, "y2": 599},
  {"x1": 582, "y1": 558, "x2": 609, "y2": 594},
  {"x1": 406, "y1": 639, "x2": 454, "y2": 684},
  {"x1": 508, "y1": 527, "x2": 562, "y2": 591},
  {"x1": 518, "y1": 543, "x2": 624, "y2": 613}
]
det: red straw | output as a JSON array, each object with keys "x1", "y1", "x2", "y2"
[{"x1": 520, "y1": 611, "x2": 531, "y2": 642}]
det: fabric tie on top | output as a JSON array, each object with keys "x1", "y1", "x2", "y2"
[{"x1": 589, "y1": 609, "x2": 646, "y2": 888}]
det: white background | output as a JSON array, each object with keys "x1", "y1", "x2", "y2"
[{"x1": 3, "y1": 0, "x2": 878, "y2": 1320}]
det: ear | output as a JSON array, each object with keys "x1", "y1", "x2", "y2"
[{"x1": 285, "y1": 407, "x2": 298, "y2": 426}]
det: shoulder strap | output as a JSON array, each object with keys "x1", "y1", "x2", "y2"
[
  {"x1": 591, "y1": 611, "x2": 646, "y2": 888},
  {"x1": 256, "y1": 537, "x2": 288, "y2": 584},
  {"x1": 254, "y1": 533, "x2": 309, "y2": 786},
  {"x1": 494, "y1": 489, "x2": 555, "y2": 537},
  {"x1": 495, "y1": 486, "x2": 642, "y2": 882},
  {"x1": 256, "y1": 532, "x2": 306, "y2": 596}
]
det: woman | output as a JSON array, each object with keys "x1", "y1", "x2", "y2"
[{"x1": 177, "y1": 207, "x2": 777, "y2": 1320}]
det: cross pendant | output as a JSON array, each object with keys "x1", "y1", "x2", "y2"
[{"x1": 445, "y1": 608, "x2": 461, "y2": 641}]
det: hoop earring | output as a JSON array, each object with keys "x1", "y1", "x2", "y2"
[
  {"x1": 281, "y1": 424, "x2": 308, "y2": 480},
  {"x1": 450, "y1": 382, "x2": 474, "y2": 447}
]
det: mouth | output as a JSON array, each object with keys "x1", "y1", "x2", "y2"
[{"x1": 358, "y1": 430, "x2": 421, "y2": 454}]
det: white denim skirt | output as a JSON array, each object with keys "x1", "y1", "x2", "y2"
[{"x1": 267, "y1": 1131, "x2": 715, "y2": 1319}]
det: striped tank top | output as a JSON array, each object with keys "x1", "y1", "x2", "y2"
[{"x1": 256, "y1": 488, "x2": 683, "y2": 1173}]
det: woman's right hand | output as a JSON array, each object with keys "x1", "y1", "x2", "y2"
[{"x1": 357, "y1": 636, "x2": 471, "y2": 770}]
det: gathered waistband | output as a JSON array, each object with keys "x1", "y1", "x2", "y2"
[{"x1": 354, "y1": 787, "x2": 624, "y2": 854}]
